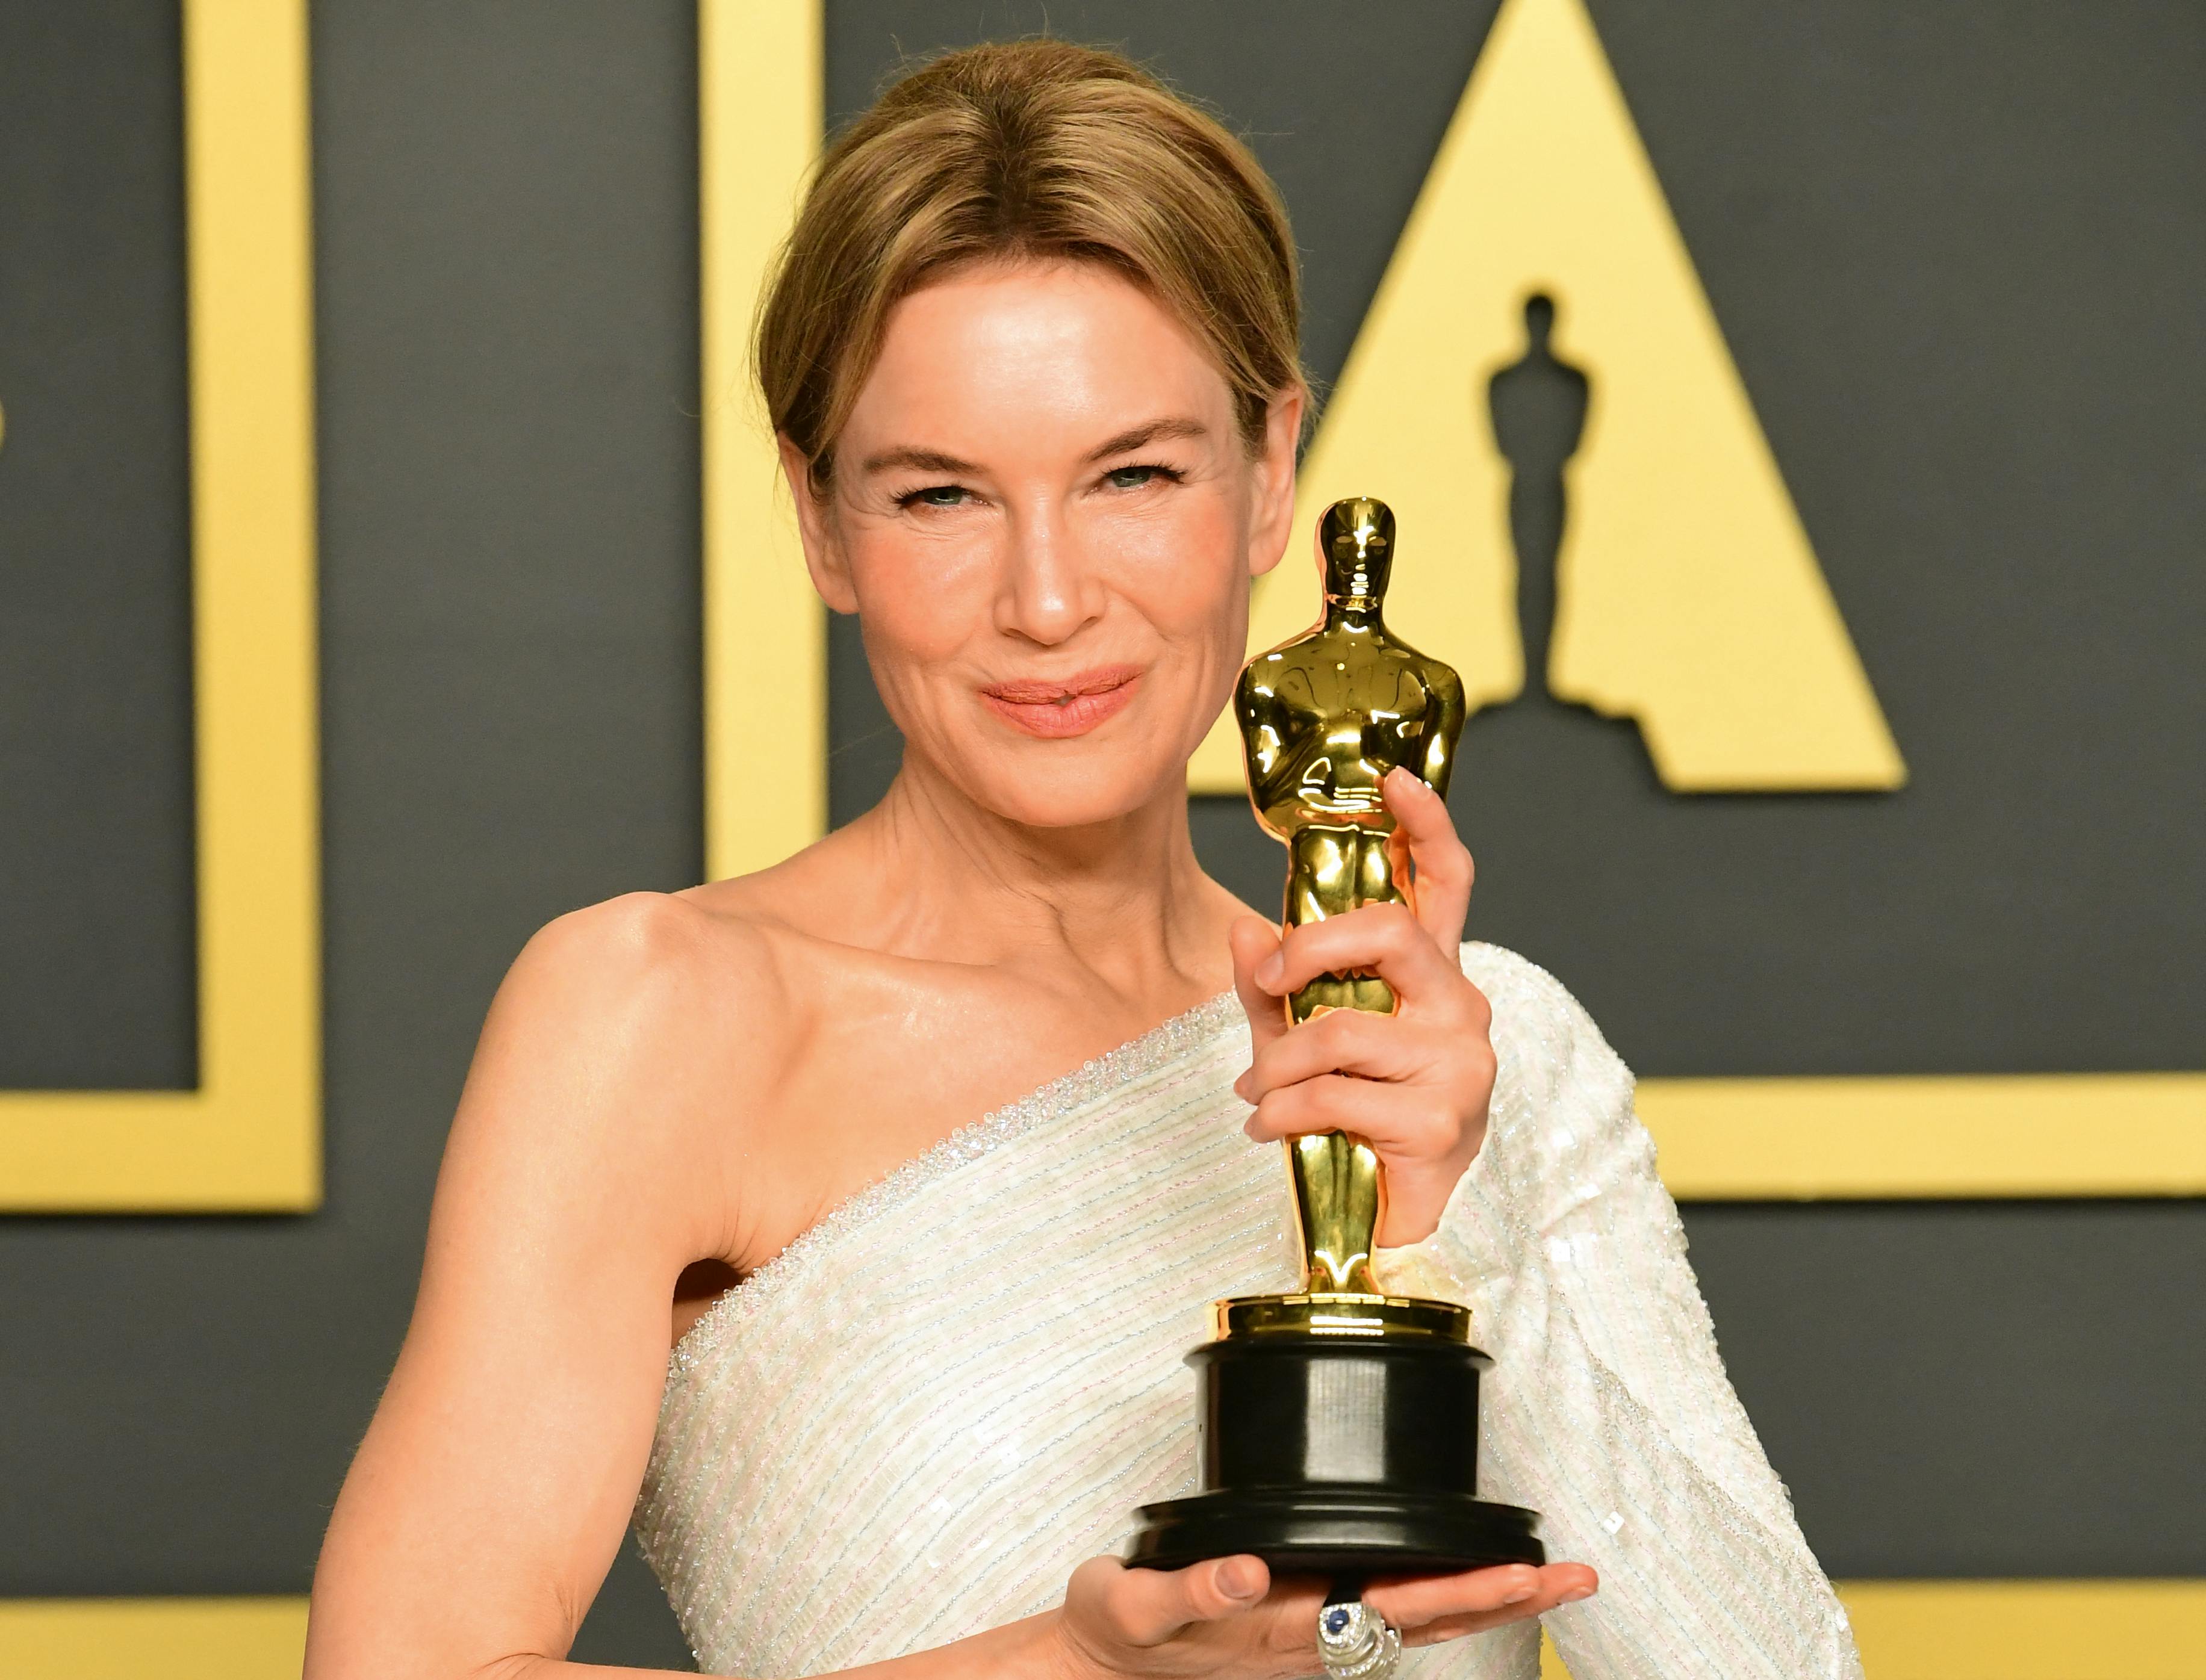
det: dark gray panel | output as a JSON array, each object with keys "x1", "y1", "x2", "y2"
[
  {"x1": 0, "y1": 0, "x2": 700, "y2": 1660},
  {"x1": 0, "y1": 4, "x2": 196, "y2": 1088},
  {"x1": 311, "y1": 4, "x2": 704, "y2": 1645},
  {"x1": 1683, "y1": 1201, "x2": 2206, "y2": 1577}
]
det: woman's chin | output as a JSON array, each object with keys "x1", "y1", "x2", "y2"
[{"x1": 963, "y1": 754, "x2": 1185, "y2": 832}]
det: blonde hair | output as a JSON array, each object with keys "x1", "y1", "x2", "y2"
[{"x1": 759, "y1": 39, "x2": 1306, "y2": 491}]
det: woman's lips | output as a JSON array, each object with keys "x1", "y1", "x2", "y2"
[{"x1": 980, "y1": 667, "x2": 1142, "y2": 739}]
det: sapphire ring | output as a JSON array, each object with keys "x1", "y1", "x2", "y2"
[{"x1": 1316, "y1": 1593, "x2": 1402, "y2": 1679}]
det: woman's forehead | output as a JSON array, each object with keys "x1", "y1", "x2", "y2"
[{"x1": 847, "y1": 261, "x2": 1235, "y2": 454}]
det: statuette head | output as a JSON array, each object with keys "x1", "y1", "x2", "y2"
[{"x1": 1319, "y1": 497, "x2": 1394, "y2": 605}]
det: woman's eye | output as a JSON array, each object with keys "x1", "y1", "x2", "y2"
[
  {"x1": 1104, "y1": 464, "x2": 1179, "y2": 491},
  {"x1": 900, "y1": 484, "x2": 969, "y2": 509}
]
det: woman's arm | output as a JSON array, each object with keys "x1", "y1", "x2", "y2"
[
  {"x1": 1375, "y1": 949, "x2": 1866, "y2": 1680},
  {"x1": 307, "y1": 895, "x2": 769, "y2": 1678}
]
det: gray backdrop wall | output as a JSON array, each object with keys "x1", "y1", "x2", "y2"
[{"x1": 1, "y1": 1, "x2": 2200, "y2": 1666}]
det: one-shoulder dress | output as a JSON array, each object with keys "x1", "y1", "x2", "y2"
[{"x1": 635, "y1": 944, "x2": 1864, "y2": 1679}]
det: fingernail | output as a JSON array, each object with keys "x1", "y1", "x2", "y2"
[
  {"x1": 1502, "y1": 1584, "x2": 1535, "y2": 1605},
  {"x1": 1217, "y1": 1558, "x2": 1262, "y2": 1599},
  {"x1": 1561, "y1": 1585, "x2": 1595, "y2": 1603},
  {"x1": 1256, "y1": 955, "x2": 1282, "y2": 987}
]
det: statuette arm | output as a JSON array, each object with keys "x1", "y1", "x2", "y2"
[{"x1": 1418, "y1": 665, "x2": 1468, "y2": 801}]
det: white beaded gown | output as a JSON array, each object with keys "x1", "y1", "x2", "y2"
[{"x1": 635, "y1": 944, "x2": 1864, "y2": 1678}]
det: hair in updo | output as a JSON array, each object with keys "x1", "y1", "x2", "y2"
[{"x1": 759, "y1": 39, "x2": 1307, "y2": 492}]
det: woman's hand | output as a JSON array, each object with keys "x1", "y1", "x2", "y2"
[
  {"x1": 1048, "y1": 1554, "x2": 1594, "y2": 1677},
  {"x1": 1229, "y1": 767, "x2": 1493, "y2": 1248}
]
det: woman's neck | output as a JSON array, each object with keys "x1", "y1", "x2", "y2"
[{"x1": 837, "y1": 751, "x2": 1240, "y2": 1002}]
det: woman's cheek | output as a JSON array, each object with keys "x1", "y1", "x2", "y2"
[
  {"x1": 1109, "y1": 503, "x2": 1245, "y2": 636},
  {"x1": 851, "y1": 535, "x2": 993, "y2": 666}
]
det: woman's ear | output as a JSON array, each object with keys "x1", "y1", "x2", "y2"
[
  {"x1": 777, "y1": 434, "x2": 860, "y2": 615},
  {"x1": 1246, "y1": 386, "x2": 1306, "y2": 581}
]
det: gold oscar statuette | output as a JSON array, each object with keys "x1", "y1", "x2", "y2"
[
  {"x1": 1235, "y1": 493, "x2": 1466, "y2": 1309},
  {"x1": 1128, "y1": 498, "x2": 1543, "y2": 1578}
]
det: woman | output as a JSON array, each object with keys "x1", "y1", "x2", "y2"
[{"x1": 309, "y1": 40, "x2": 1862, "y2": 1680}]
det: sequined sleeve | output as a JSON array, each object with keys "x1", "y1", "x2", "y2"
[{"x1": 1373, "y1": 946, "x2": 1864, "y2": 1679}]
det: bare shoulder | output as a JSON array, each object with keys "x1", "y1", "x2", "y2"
[
  {"x1": 489, "y1": 890, "x2": 788, "y2": 1081},
  {"x1": 502, "y1": 888, "x2": 779, "y2": 1024},
  {"x1": 437, "y1": 891, "x2": 797, "y2": 1256}
]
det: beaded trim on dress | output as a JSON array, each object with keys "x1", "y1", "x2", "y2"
[{"x1": 668, "y1": 988, "x2": 1245, "y2": 1377}]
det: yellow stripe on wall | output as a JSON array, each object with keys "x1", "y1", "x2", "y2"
[
  {"x1": 1842, "y1": 1581, "x2": 2206, "y2": 1680},
  {"x1": 0, "y1": 1598, "x2": 308, "y2": 1680},
  {"x1": 0, "y1": 0, "x2": 323, "y2": 1212},
  {"x1": 1640, "y1": 1073, "x2": 2206, "y2": 1200},
  {"x1": 7, "y1": 1584, "x2": 2204, "y2": 1678},
  {"x1": 1536, "y1": 1579, "x2": 2206, "y2": 1679},
  {"x1": 700, "y1": 0, "x2": 826, "y2": 881}
]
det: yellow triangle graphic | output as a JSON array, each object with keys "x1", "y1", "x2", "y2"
[{"x1": 1190, "y1": 0, "x2": 1904, "y2": 793}]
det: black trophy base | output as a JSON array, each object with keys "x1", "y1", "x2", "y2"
[
  {"x1": 1126, "y1": 1484, "x2": 1542, "y2": 1577},
  {"x1": 1126, "y1": 1313, "x2": 1543, "y2": 1577}
]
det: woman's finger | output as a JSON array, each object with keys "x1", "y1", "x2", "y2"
[
  {"x1": 1234, "y1": 1006, "x2": 1436, "y2": 1105},
  {"x1": 1229, "y1": 914, "x2": 1291, "y2": 1056},
  {"x1": 1381, "y1": 767, "x2": 1474, "y2": 950},
  {"x1": 1255, "y1": 900, "x2": 1473, "y2": 1012},
  {"x1": 1066, "y1": 1554, "x2": 1269, "y2": 1649},
  {"x1": 1369, "y1": 1562, "x2": 1597, "y2": 1646},
  {"x1": 1243, "y1": 1073, "x2": 1446, "y2": 1152},
  {"x1": 1367, "y1": 1563, "x2": 1540, "y2": 1625}
]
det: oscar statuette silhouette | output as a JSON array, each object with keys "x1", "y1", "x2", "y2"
[{"x1": 1126, "y1": 498, "x2": 1543, "y2": 1578}]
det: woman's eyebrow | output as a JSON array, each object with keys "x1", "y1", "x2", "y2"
[
  {"x1": 1084, "y1": 417, "x2": 1208, "y2": 461},
  {"x1": 858, "y1": 444, "x2": 980, "y2": 476}
]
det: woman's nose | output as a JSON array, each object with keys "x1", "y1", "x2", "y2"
[{"x1": 995, "y1": 506, "x2": 1105, "y2": 646}]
